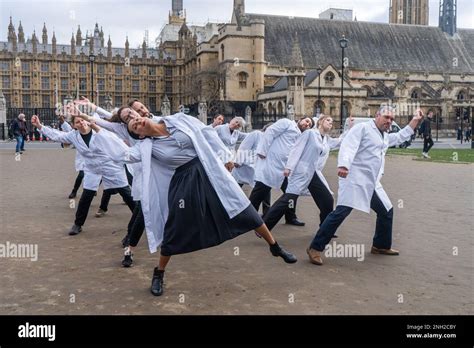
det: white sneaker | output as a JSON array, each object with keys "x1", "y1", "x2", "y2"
[
  {"x1": 422, "y1": 152, "x2": 428, "y2": 158},
  {"x1": 425, "y1": 153, "x2": 431, "y2": 159}
]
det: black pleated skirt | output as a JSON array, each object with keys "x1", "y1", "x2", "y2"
[{"x1": 161, "y1": 157, "x2": 263, "y2": 256}]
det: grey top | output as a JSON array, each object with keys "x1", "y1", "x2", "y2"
[{"x1": 151, "y1": 120, "x2": 197, "y2": 170}]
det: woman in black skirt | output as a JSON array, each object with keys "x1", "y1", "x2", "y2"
[{"x1": 103, "y1": 113, "x2": 297, "y2": 296}]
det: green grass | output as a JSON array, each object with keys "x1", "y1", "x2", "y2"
[
  {"x1": 386, "y1": 148, "x2": 474, "y2": 164},
  {"x1": 330, "y1": 149, "x2": 474, "y2": 163}
]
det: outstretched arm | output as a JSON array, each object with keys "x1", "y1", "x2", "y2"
[
  {"x1": 388, "y1": 109, "x2": 423, "y2": 147},
  {"x1": 32, "y1": 115, "x2": 75, "y2": 144}
]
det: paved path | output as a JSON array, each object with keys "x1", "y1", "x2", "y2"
[{"x1": 0, "y1": 148, "x2": 472, "y2": 314}]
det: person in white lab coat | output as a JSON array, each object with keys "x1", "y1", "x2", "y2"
[
  {"x1": 264, "y1": 115, "x2": 350, "y2": 231},
  {"x1": 214, "y1": 117, "x2": 248, "y2": 154},
  {"x1": 105, "y1": 113, "x2": 298, "y2": 296},
  {"x1": 58, "y1": 115, "x2": 86, "y2": 199},
  {"x1": 233, "y1": 124, "x2": 272, "y2": 217},
  {"x1": 306, "y1": 106, "x2": 424, "y2": 265},
  {"x1": 207, "y1": 114, "x2": 225, "y2": 128},
  {"x1": 73, "y1": 101, "x2": 163, "y2": 267},
  {"x1": 249, "y1": 117, "x2": 314, "y2": 224},
  {"x1": 31, "y1": 115, "x2": 136, "y2": 236}
]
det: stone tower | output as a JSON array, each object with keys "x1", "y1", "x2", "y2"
[
  {"x1": 439, "y1": 0, "x2": 457, "y2": 36},
  {"x1": 389, "y1": 0, "x2": 429, "y2": 25},
  {"x1": 287, "y1": 34, "x2": 306, "y2": 120}
]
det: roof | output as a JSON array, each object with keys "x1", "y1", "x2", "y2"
[
  {"x1": 269, "y1": 70, "x2": 320, "y2": 92},
  {"x1": 157, "y1": 22, "x2": 220, "y2": 44},
  {"x1": 0, "y1": 41, "x2": 175, "y2": 60},
  {"x1": 247, "y1": 13, "x2": 474, "y2": 73}
]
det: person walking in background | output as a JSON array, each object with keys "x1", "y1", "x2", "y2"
[
  {"x1": 421, "y1": 111, "x2": 434, "y2": 159},
  {"x1": 11, "y1": 113, "x2": 28, "y2": 155}
]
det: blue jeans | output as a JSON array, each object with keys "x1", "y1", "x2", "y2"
[
  {"x1": 15, "y1": 135, "x2": 25, "y2": 153},
  {"x1": 310, "y1": 192, "x2": 394, "y2": 251}
]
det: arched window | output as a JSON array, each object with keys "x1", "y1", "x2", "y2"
[
  {"x1": 324, "y1": 72, "x2": 335, "y2": 87},
  {"x1": 457, "y1": 90, "x2": 466, "y2": 101},
  {"x1": 238, "y1": 72, "x2": 248, "y2": 89},
  {"x1": 411, "y1": 89, "x2": 420, "y2": 99},
  {"x1": 314, "y1": 100, "x2": 325, "y2": 116},
  {"x1": 277, "y1": 101, "x2": 284, "y2": 115},
  {"x1": 342, "y1": 101, "x2": 351, "y2": 123}
]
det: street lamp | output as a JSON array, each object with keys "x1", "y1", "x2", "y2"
[
  {"x1": 339, "y1": 35, "x2": 348, "y2": 130},
  {"x1": 89, "y1": 53, "x2": 96, "y2": 103},
  {"x1": 316, "y1": 65, "x2": 322, "y2": 116}
]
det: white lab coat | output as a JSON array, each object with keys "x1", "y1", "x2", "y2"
[
  {"x1": 337, "y1": 121, "x2": 414, "y2": 213},
  {"x1": 254, "y1": 118, "x2": 301, "y2": 189},
  {"x1": 40, "y1": 126, "x2": 129, "y2": 191},
  {"x1": 286, "y1": 129, "x2": 346, "y2": 196},
  {"x1": 232, "y1": 130, "x2": 263, "y2": 187},
  {"x1": 60, "y1": 121, "x2": 85, "y2": 172},
  {"x1": 106, "y1": 113, "x2": 247, "y2": 253},
  {"x1": 91, "y1": 115, "x2": 163, "y2": 201},
  {"x1": 215, "y1": 124, "x2": 247, "y2": 155}
]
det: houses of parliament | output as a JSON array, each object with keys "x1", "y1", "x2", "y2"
[{"x1": 0, "y1": 0, "x2": 472, "y2": 128}]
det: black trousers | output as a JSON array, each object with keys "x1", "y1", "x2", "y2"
[
  {"x1": 423, "y1": 136, "x2": 434, "y2": 153},
  {"x1": 72, "y1": 170, "x2": 84, "y2": 193},
  {"x1": 310, "y1": 192, "x2": 394, "y2": 251},
  {"x1": 74, "y1": 186, "x2": 135, "y2": 227},
  {"x1": 239, "y1": 183, "x2": 271, "y2": 215},
  {"x1": 264, "y1": 172, "x2": 334, "y2": 230},
  {"x1": 127, "y1": 201, "x2": 145, "y2": 247},
  {"x1": 249, "y1": 179, "x2": 297, "y2": 221}
]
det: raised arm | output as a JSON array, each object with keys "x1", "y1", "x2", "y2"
[
  {"x1": 32, "y1": 115, "x2": 75, "y2": 144},
  {"x1": 388, "y1": 110, "x2": 423, "y2": 147}
]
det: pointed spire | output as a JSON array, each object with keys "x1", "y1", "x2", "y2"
[
  {"x1": 125, "y1": 36, "x2": 129, "y2": 57},
  {"x1": 76, "y1": 25, "x2": 82, "y2": 46},
  {"x1": 8, "y1": 16, "x2": 14, "y2": 33},
  {"x1": 32, "y1": 30, "x2": 38, "y2": 54},
  {"x1": 99, "y1": 26, "x2": 104, "y2": 47},
  {"x1": 71, "y1": 33, "x2": 76, "y2": 56},
  {"x1": 107, "y1": 35, "x2": 112, "y2": 59},
  {"x1": 94, "y1": 23, "x2": 100, "y2": 36},
  {"x1": 42, "y1": 22, "x2": 48, "y2": 44},
  {"x1": 7, "y1": 16, "x2": 17, "y2": 46},
  {"x1": 52, "y1": 31, "x2": 57, "y2": 55},
  {"x1": 289, "y1": 33, "x2": 304, "y2": 68},
  {"x1": 18, "y1": 21, "x2": 25, "y2": 43},
  {"x1": 142, "y1": 38, "x2": 147, "y2": 58}
]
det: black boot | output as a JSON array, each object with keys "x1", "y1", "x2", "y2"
[
  {"x1": 270, "y1": 242, "x2": 297, "y2": 264},
  {"x1": 151, "y1": 268, "x2": 164, "y2": 296}
]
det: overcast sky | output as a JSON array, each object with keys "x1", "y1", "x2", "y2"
[{"x1": 1, "y1": 0, "x2": 473, "y2": 48}]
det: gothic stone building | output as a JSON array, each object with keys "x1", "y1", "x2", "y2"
[{"x1": 1, "y1": 0, "x2": 473, "y2": 130}]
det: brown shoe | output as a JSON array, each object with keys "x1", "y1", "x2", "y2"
[
  {"x1": 306, "y1": 248, "x2": 323, "y2": 265},
  {"x1": 371, "y1": 246, "x2": 399, "y2": 255}
]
